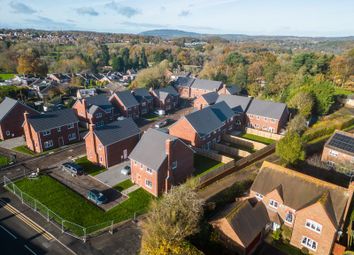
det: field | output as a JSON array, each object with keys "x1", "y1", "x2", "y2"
[{"x1": 0, "y1": 74, "x2": 15, "y2": 80}]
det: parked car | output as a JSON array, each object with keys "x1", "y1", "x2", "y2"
[
  {"x1": 62, "y1": 162, "x2": 84, "y2": 177},
  {"x1": 154, "y1": 109, "x2": 166, "y2": 116},
  {"x1": 154, "y1": 119, "x2": 168, "y2": 128},
  {"x1": 121, "y1": 165, "x2": 131, "y2": 176},
  {"x1": 87, "y1": 189, "x2": 107, "y2": 205}
]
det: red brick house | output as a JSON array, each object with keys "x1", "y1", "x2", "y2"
[
  {"x1": 109, "y1": 91, "x2": 140, "y2": 119},
  {"x1": 169, "y1": 101, "x2": 235, "y2": 149},
  {"x1": 212, "y1": 161, "x2": 352, "y2": 255},
  {"x1": 129, "y1": 128, "x2": 194, "y2": 197},
  {"x1": 173, "y1": 76, "x2": 195, "y2": 98},
  {"x1": 84, "y1": 118, "x2": 141, "y2": 168},
  {"x1": 193, "y1": 92, "x2": 219, "y2": 110},
  {"x1": 218, "y1": 84, "x2": 241, "y2": 95},
  {"x1": 246, "y1": 99, "x2": 289, "y2": 134},
  {"x1": 72, "y1": 94, "x2": 115, "y2": 127},
  {"x1": 173, "y1": 77, "x2": 224, "y2": 99},
  {"x1": 132, "y1": 88, "x2": 154, "y2": 115},
  {"x1": 321, "y1": 130, "x2": 354, "y2": 169},
  {"x1": 23, "y1": 109, "x2": 80, "y2": 153},
  {"x1": 0, "y1": 97, "x2": 39, "y2": 140},
  {"x1": 150, "y1": 86, "x2": 179, "y2": 111}
]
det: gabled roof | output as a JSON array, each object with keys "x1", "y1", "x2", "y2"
[
  {"x1": 27, "y1": 109, "x2": 78, "y2": 132},
  {"x1": 0, "y1": 97, "x2": 37, "y2": 123},
  {"x1": 129, "y1": 128, "x2": 179, "y2": 171},
  {"x1": 191, "y1": 78, "x2": 223, "y2": 91},
  {"x1": 200, "y1": 92, "x2": 219, "y2": 105},
  {"x1": 87, "y1": 105, "x2": 101, "y2": 115},
  {"x1": 225, "y1": 85, "x2": 241, "y2": 95},
  {"x1": 251, "y1": 161, "x2": 350, "y2": 227},
  {"x1": 246, "y1": 99, "x2": 287, "y2": 119},
  {"x1": 92, "y1": 119, "x2": 140, "y2": 146},
  {"x1": 325, "y1": 130, "x2": 354, "y2": 156},
  {"x1": 174, "y1": 76, "x2": 195, "y2": 88},
  {"x1": 152, "y1": 86, "x2": 179, "y2": 101},
  {"x1": 216, "y1": 95, "x2": 252, "y2": 113},
  {"x1": 209, "y1": 101, "x2": 235, "y2": 122},
  {"x1": 112, "y1": 91, "x2": 139, "y2": 108},
  {"x1": 213, "y1": 199, "x2": 270, "y2": 247},
  {"x1": 85, "y1": 94, "x2": 112, "y2": 111},
  {"x1": 133, "y1": 88, "x2": 153, "y2": 102}
]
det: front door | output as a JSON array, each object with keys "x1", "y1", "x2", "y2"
[
  {"x1": 123, "y1": 149, "x2": 128, "y2": 159},
  {"x1": 58, "y1": 137, "x2": 64, "y2": 146}
]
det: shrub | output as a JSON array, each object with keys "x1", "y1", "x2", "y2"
[
  {"x1": 276, "y1": 132, "x2": 306, "y2": 165},
  {"x1": 281, "y1": 225, "x2": 292, "y2": 242},
  {"x1": 301, "y1": 247, "x2": 309, "y2": 254},
  {"x1": 272, "y1": 229, "x2": 281, "y2": 241}
]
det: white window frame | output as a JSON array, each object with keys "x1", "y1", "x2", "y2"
[
  {"x1": 5, "y1": 130, "x2": 10, "y2": 136},
  {"x1": 305, "y1": 219, "x2": 322, "y2": 234},
  {"x1": 67, "y1": 123, "x2": 75, "y2": 129},
  {"x1": 172, "y1": 161, "x2": 177, "y2": 170},
  {"x1": 255, "y1": 193, "x2": 263, "y2": 200},
  {"x1": 269, "y1": 199, "x2": 278, "y2": 209},
  {"x1": 146, "y1": 168, "x2": 153, "y2": 174},
  {"x1": 57, "y1": 127, "x2": 61, "y2": 132},
  {"x1": 329, "y1": 150, "x2": 338, "y2": 157},
  {"x1": 285, "y1": 211, "x2": 294, "y2": 224},
  {"x1": 42, "y1": 130, "x2": 51, "y2": 136},
  {"x1": 44, "y1": 140, "x2": 53, "y2": 149},
  {"x1": 145, "y1": 179, "x2": 152, "y2": 189},
  {"x1": 301, "y1": 236, "x2": 317, "y2": 251},
  {"x1": 96, "y1": 112, "x2": 102, "y2": 118},
  {"x1": 68, "y1": 133, "x2": 77, "y2": 141}
]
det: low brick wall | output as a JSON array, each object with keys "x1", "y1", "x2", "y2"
[
  {"x1": 195, "y1": 148, "x2": 234, "y2": 163},
  {"x1": 222, "y1": 134, "x2": 266, "y2": 150},
  {"x1": 212, "y1": 143, "x2": 250, "y2": 158},
  {"x1": 245, "y1": 128, "x2": 284, "y2": 141}
]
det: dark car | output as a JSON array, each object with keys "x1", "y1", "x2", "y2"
[
  {"x1": 62, "y1": 162, "x2": 84, "y2": 177},
  {"x1": 87, "y1": 189, "x2": 108, "y2": 205}
]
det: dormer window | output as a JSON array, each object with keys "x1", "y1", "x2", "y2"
[{"x1": 269, "y1": 199, "x2": 278, "y2": 209}]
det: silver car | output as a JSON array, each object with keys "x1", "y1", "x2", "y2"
[{"x1": 121, "y1": 165, "x2": 131, "y2": 175}]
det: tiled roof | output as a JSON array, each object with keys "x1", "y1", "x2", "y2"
[
  {"x1": 210, "y1": 101, "x2": 235, "y2": 122},
  {"x1": 174, "y1": 76, "x2": 195, "y2": 88},
  {"x1": 191, "y1": 78, "x2": 223, "y2": 91},
  {"x1": 85, "y1": 94, "x2": 112, "y2": 111},
  {"x1": 27, "y1": 109, "x2": 78, "y2": 132},
  {"x1": 246, "y1": 98, "x2": 287, "y2": 119},
  {"x1": 225, "y1": 85, "x2": 241, "y2": 95},
  {"x1": 93, "y1": 118, "x2": 140, "y2": 146},
  {"x1": 153, "y1": 86, "x2": 179, "y2": 101},
  {"x1": 133, "y1": 88, "x2": 153, "y2": 102},
  {"x1": 216, "y1": 95, "x2": 252, "y2": 113},
  {"x1": 200, "y1": 92, "x2": 219, "y2": 105},
  {"x1": 0, "y1": 97, "x2": 37, "y2": 123},
  {"x1": 113, "y1": 91, "x2": 139, "y2": 108}
]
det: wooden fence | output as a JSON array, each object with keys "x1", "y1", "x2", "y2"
[
  {"x1": 194, "y1": 148, "x2": 234, "y2": 163},
  {"x1": 245, "y1": 128, "x2": 284, "y2": 141},
  {"x1": 212, "y1": 143, "x2": 250, "y2": 157},
  {"x1": 222, "y1": 134, "x2": 266, "y2": 150}
]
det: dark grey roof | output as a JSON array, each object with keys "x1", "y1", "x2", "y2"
[
  {"x1": 113, "y1": 91, "x2": 139, "y2": 108},
  {"x1": 251, "y1": 162, "x2": 350, "y2": 226},
  {"x1": 246, "y1": 98, "x2": 287, "y2": 119},
  {"x1": 27, "y1": 109, "x2": 78, "y2": 132},
  {"x1": 191, "y1": 79, "x2": 223, "y2": 91},
  {"x1": 200, "y1": 92, "x2": 219, "y2": 105},
  {"x1": 216, "y1": 95, "x2": 252, "y2": 113},
  {"x1": 174, "y1": 76, "x2": 195, "y2": 88},
  {"x1": 133, "y1": 88, "x2": 153, "y2": 102},
  {"x1": 88, "y1": 105, "x2": 100, "y2": 115},
  {"x1": 210, "y1": 101, "x2": 235, "y2": 122},
  {"x1": 0, "y1": 97, "x2": 36, "y2": 123},
  {"x1": 225, "y1": 85, "x2": 241, "y2": 95},
  {"x1": 326, "y1": 131, "x2": 354, "y2": 156},
  {"x1": 129, "y1": 128, "x2": 178, "y2": 171},
  {"x1": 93, "y1": 119, "x2": 140, "y2": 146},
  {"x1": 85, "y1": 94, "x2": 112, "y2": 111},
  {"x1": 184, "y1": 105, "x2": 224, "y2": 137},
  {"x1": 153, "y1": 86, "x2": 179, "y2": 101}
]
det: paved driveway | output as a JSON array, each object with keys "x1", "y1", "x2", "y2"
[
  {"x1": 0, "y1": 137, "x2": 25, "y2": 149},
  {"x1": 94, "y1": 161, "x2": 130, "y2": 187}
]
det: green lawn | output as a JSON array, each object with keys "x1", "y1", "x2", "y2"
[
  {"x1": 11, "y1": 175, "x2": 153, "y2": 235},
  {"x1": 0, "y1": 155, "x2": 9, "y2": 167},
  {"x1": 143, "y1": 113, "x2": 161, "y2": 121},
  {"x1": 0, "y1": 73, "x2": 15, "y2": 80},
  {"x1": 114, "y1": 179, "x2": 134, "y2": 192},
  {"x1": 239, "y1": 133, "x2": 275, "y2": 145},
  {"x1": 75, "y1": 156, "x2": 106, "y2": 176},
  {"x1": 12, "y1": 145, "x2": 36, "y2": 156},
  {"x1": 193, "y1": 154, "x2": 224, "y2": 177}
]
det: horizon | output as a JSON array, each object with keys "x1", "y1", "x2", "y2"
[{"x1": 0, "y1": 0, "x2": 354, "y2": 37}]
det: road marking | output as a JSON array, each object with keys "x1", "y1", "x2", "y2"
[
  {"x1": 0, "y1": 224, "x2": 17, "y2": 239},
  {"x1": 0, "y1": 200, "x2": 53, "y2": 241},
  {"x1": 24, "y1": 245, "x2": 38, "y2": 255}
]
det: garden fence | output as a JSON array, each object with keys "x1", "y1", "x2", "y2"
[{"x1": 3, "y1": 176, "x2": 142, "y2": 242}]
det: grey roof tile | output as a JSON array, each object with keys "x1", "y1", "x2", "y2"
[
  {"x1": 113, "y1": 91, "x2": 139, "y2": 108},
  {"x1": 191, "y1": 79, "x2": 223, "y2": 91},
  {"x1": 216, "y1": 95, "x2": 252, "y2": 113},
  {"x1": 85, "y1": 94, "x2": 112, "y2": 111},
  {"x1": 174, "y1": 76, "x2": 195, "y2": 88},
  {"x1": 200, "y1": 92, "x2": 219, "y2": 104},
  {"x1": 0, "y1": 97, "x2": 36, "y2": 122},
  {"x1": 246, "y1": 98, "x2": 287, "y2": 119},
  {"x1": 210, "y1": 101, "x2": 235, "y2": 122},
  {"x1": 133, "y1": 88, "x2": 153, "y2": 102}
]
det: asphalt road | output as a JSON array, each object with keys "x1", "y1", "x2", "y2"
[{"x1": 0, "y1": 198, "x2": 71, "y2": 255}]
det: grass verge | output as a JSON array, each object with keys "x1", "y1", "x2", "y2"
[
  {"x1": 0, "y1": 155, "x2": 9, "y2": 167},
  {"x1": 240, "y1": 133, "x2": 275, "y2": 145},
  {"x1": 75, "y1": 156, "x2": 106, "y2": 176},
  {"x1": 0, "y1": 73, "x2": 15, "y2": 80},
  {"x1": 11, "y1": 175, "x2": 153, "y2": 235},
  {"x1": 114, "y1": 179, "x2": 134, "y2": 192},
  {"x1": 12, "y1": 145, "x2": 36, "y2": 156},
  {"x1": 193, "y1": 154, "x2": 224, "y2": 177}
]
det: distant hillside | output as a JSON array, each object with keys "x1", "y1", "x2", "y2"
[{"x1": 139, "y1": 29, "x2": 354, "y2": 42}]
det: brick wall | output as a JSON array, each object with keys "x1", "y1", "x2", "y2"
[
  {"x1": 105, "y1": 135, "x2": 140, "y2": 167},
  {"x1": 321, "y1": 146, "x2": 354, "y2": 167},
  {"x1": 110, "y1": 94, "x2": 140, "y2": 118}
]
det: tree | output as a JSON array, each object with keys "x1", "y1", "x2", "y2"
[
  {"x1": 310, "y1": 80, "x2": 335, "y2": 115},
  {"x1": 141, "y1": 182, "x2": 204, "y2": 255},
  {"x1": 276, "y1": 132, "x2": 305, "y2": 165},
  {"x1": 112, "y1": 56, "x2": 124, "y2": 72},
  {"x1": 286, "y1": 114, "x2": 308, "y2": 135},
  {"x1": 120, "y1": 47, "x2": 131, "y2": 71},
  {"x1": 132, "y1": 53, "x2": 140, "y2": 69},
  {"x1": 131, "y1": 60, "x2": 169, "y2": 89},
  {"x1": 100, "y1": 44, "x2": 110, "y2": 66},
  {"x1": 140, "y1": 47, "x2": 148, "y2": 68},
  {"x1": 225, "y1": 52, "x2": 247, "y2": 66},
  {"x1": 17, "y1": 48, "x2": 48, "y2": 77},
  {"x1": 288, "y1": 91, "x2": 314, "y2": 117}
]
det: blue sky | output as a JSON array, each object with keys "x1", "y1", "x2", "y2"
[{"x1": 0, "y1": 0, "x2": 353, "y2": 36}]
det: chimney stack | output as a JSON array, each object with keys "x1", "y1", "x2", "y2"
[
  {"x1": 221, "y1": 84, "x2": 227, "y2": 95},
  {"x1": 165, "y1": 139, "x2": 173, "y2": 193},
  {"x1": 199, "y1": 104, "x2": 203, "y2": 111}
]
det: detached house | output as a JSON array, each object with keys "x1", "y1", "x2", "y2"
[
  {"x1": 23, "y1": 109, "x2": 80, "y2": 153},
  {"x1": 72, "y1": 94, "x2": 114, "y2": 127},
  {"x1": 109, "y1": 91, "x2": 140, "y2": 119},
  {"x1": 132, "y1": 88, "x2": 154, "y2": 115},
  {"x1": 212, "y1": 161, "x2": 352, "y2": 255},
  {"x1": 151, "y1": 86, "x2": 179, "y2": 111},
  {"x1": 169, "y1": 101, "x2": 235, "y2": 149},
  {"x1": 0, "y1": 97, "x2": 39, "y2": 140},
  {"x1": 321, "y1": 130, "x2": 354, "y2": 168},
  {"x1": 85, "y1": 119, "x2": 141, "y2": 168},
  {"x1": 129, "y1": 128, "x2": 194, "y2": 197},
  {"x1": 246, "y1": 99, "x2": 289, "y2": 134}
]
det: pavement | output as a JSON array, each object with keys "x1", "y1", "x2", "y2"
[
  {"x1": 0, "y1": 136, "x2": 25, "y2": 149},
  {"x1": 121, "y1": 185, "x2": 140, "y2": 196},
  {"x1": 94, "y1": 161, "x2": 130, "y2": 187}
]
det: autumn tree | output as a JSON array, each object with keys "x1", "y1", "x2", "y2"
[
  {"x1": 131, "y1": 60, "x2": 169, "y2": 89},
  {"x1": 286, "y1": 114, "x2": 308, "y2": 135},
  {"x1": 288, "y1": 91, "x2": 314, "y2": 117},
  {"x1": 17, "y1": 48, "x2": 48, "y2": 77}
]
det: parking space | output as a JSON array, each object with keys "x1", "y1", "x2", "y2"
[
  {"x1": 49, "y1": 167, "x2": 126, "y2": 211},
  {"x1": 94, "y1": 161, "x2": 131, "y2": 187},
  {"x1": 0, "y1": 137, "x2": 25, "y2": 149}
]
